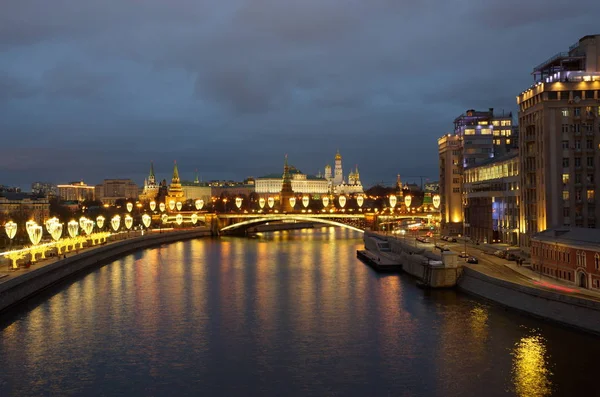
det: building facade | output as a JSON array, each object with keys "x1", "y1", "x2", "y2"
[
  {"x1": 464, "y1": 153, "x2": 520, "y2": 245},
  {"x1": 531, "y1": 228, "x2": 600, "y2": 290},
  {"x1": 57, "y1": 181, "x2": 95, "y2": 202},
  {"x1": 139, "y1": 162, "x2": 159, "y2": 203},
  {"x1": 0, "y1": 193, "x2": 50, "y2": 224},
  {"x1": 517, "y1": 34, "x2": 600, "y2": 248},
  {"x1": 95, "y1": 179, "x2": 138, "y2": 204},
  {"x1": 439, "y1": 109, "x2": 517, "y2": 236},
  {"x1": 31, "y1": 182, "x2": 56, "y2": 197},
  {"x1": 256, "y1": 162, "x2": 328, "y2": 195}
]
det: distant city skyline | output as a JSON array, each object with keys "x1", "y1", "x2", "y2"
[{"x1": 2, "y1": 1, "x2": 599, "y2": 191}]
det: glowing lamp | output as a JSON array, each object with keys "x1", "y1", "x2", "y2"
[
  {"x1": 126, "y1": 202, "x2": 133, "y2": 213},
  {"x1": 159, "y1": 203, "x2": 166, "y2": 212},
  {"x1": 79, "y1": 217, "x2": 87, "y2": 229},
  {"x1": 142, "y1": 214, "x2": 151, "y2": 228},
  {"x1": 268, "y1": 197, "x2": 275, "y2": 208},
  {"x1": 405, "y1": 195, "x2": 412, "y2": 208},
  {"x1": 259, "y1": 197, "x2": 265, "y2": 209},
  {"x1": 161, "y1": 214, "x2": 169, "y2": 224},
  {"x1": 322, "y1": 197, "x2": 329, "y2": 207},
  {"x1": 176, "y1": 202, "x2": 183, "y2": 211},
  {"x1": 5, "y1": 221, "x2": 17, "y2": 240},
  {"x1": 389, "y1": 195, "x2": 397, "y2": 208},
  {"x1": 111, "y1": 216, "x2": 121, "y2": 232},
  {"x1": 302, "y1": 196, "x2": 309, "y2": 208},
  {"x1": 45, "y1": 217, "x2": 59, "y2": 234},
  {"x1": 96, "y1": 216, "x2": 105, "y2": 229},
  {"x1": 82, "y1": 219, "x2": 94, "y2": 235},
  {"x1": 68, "y1": 220, "x2": 79, "y2": 238},
  {"x1": 433, "y1": 194, "x2": 441, "y2": 209},
  {"x1": 168, "y1": 200, "x2": 176, "y2": 211},
  {"x1": 29, "y1": 225, "x2": 43, "y2": 245},
  {"x1": 124, "y1": 215, "x2": 133, "y2": 230},
  {"x1": 50, "y1": 223, "x2": 63, "y2": 241},
  {"x1": 235, "y1": 197, "x2": 242, "y2": 209},
  {"x1": 356, "y1": 195, "x2": 364, "y2": 207},
  {"x1": 338, "y1": 195, "x2": 346, "y2": 208},
  {"x1": 150, "y1": 201, "x2": 156, "y2": 211},
  {"x1": 175, "y1": 214, "x2": 183, "y2": 225},
  {"x1": 195, "y1": 199, "x2": 204, "y2": 210},
  {"x1": 289, "y1": 197, "x2": 296, "y2": 208},
  {"x1": 191, "y1": 213, "x2": 198, "y2": 225}
]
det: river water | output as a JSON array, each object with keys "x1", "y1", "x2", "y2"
[{"x1": 0, "y1": 228, "x2": 598, "y2": 396}]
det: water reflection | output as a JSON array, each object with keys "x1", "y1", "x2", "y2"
[{"x1": 512, "y1": 334, "x2": 552, "y2": 397}]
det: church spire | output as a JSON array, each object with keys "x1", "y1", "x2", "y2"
[
  {"x1": 150, "y1": 161, "x2": 155, "y2": 178},
  {"x1": 172, "y1": 161, "x2": 180, "y2": 183}
]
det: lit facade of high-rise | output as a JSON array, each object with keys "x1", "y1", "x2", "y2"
[
  {"x1": 517, "y1": 34, "x2": 600, "y2": 248},
  {"x1": 95, "y1": 179, "x2": 139, "y2": 204},
  {"x1": 57, "y1": 181, "x2": 95, "y2": 202}
]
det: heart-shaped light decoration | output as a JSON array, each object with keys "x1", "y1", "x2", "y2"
[
  {"x1": 267, "y1": 197, "x2": 274, "y2": 208},
  {"x1": 404, "y1": 195, "x2": 412, "y2": 208},
  {"x1": 176, "y1": 201, "x2": 183, "y2": 211},
  {"x1": 168, "y1": 200, "x2": 176, "y2": 211},
  {"x1": 142, "y1": 214, "x2": 151, "y2": 228},
  {"x1": 338, "y1": 195, "x2": 346, "y2": 208},
  {"x1": 79, "y1": 217, "x2": 87, "y2": 229},
  {"x1": 322, "y1": 197, "x2": 329, "y2": 207},
  {"x1": 126, "y1": 202, "x2": 133, "y2": 213},
  {"x1": 289, "y1": 197, "x2": 296, "y2": 208},
  {"x1": 150, "y1": 201, "x2": 156, "y2": 211},
  {"x1": 83, "y1": 219, "x2": 94, "y2": 235},
  {"x1": 259, "y1": 197, "x2": 265, "y2": 208},
  {"x1": 175, "y1": 214, "x2": 183, "y2": 225},
  {"x1": 161, "y1": 214, "x2": 169, "y2": 224},
  {"x1": 26, "y1": 220, "x2": 37, "y2": 236},
  {"x1": 389, "y1": 195, "x2": 397, "y2": 209},
  {"x1": 50, "y1": 223, "x2": 63, "y2": 241},
  {"x1": 68, "y1": 220, "x2": 79, "y2": 238},
  {"x1": 234, "y1": 197, "x2": 242, "y2": 209},
  {"x1": 29, "y1": 225, "x2": 43, "y2": 245},
  {"x1": 124, "y1": 215, "x2": 133, "y2": 230},
  {"x1": 191, "y1": 213, "x2": 198, "y2": 225},
  {"x1": 195, "y1": 199, "x2": 203, "y2": 210},
  {"x1": 159, "y1": 202, "x2": 166, "y2": 212},
  {"x1": 433, "y1": 194, "x2": 441, "y2": 209},
  {"x1": 302, "y1": 196, "x2": 309, "y2": 208},
  {"x1": 5, "y1": 221, "x2": 17, "y2": 240},
  {"x1": 111, "y1": 215, "x2": 121, "y2": 232},
  {"x1": 96, "y1": 215, "x2": 105, "y2": 229},
  {"x1": 356, "y1": 195, "x2": 364, "y2": 207}
]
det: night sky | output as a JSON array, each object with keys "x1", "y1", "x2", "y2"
[{"x1": 1, "y1": 0, "x2": 599, "y2": 189}]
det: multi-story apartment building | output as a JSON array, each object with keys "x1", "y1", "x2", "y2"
[
  {"x1": 31, "y1": 182, "x2": 56, "y2": 197},
  {"x1": 57, "y1": 181, "x2": 95, "y2": 202},
  {"x1": 517, "y1": 34, "x2": 600, "y2": 248},
  {"x1": 95, "y1": 179, "x2": 139, "y2": 204},
  {"x1": 0, "y1": 193, "x2": 50, "y2": 224},
  {"x1": 439, "y1": 108, "x2": 517, "y2": 236},
  {"x1": 464, "y1": 153, "x2": 520, "y2": 245}
]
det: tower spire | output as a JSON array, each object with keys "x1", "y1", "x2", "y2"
[
  {"x1": 172, "y1": 160, "x2": 180, "y2": 183},
  {"x1": 194, "y1": 169, "x2": 199, "y2": 184}
]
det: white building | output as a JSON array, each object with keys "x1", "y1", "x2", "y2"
[
  {"x1": 323, "y1": 150, "x2": 363, "y2": 194},
  {"x1": 255, "y1": 165, "x2": 328, "y2": 195}
]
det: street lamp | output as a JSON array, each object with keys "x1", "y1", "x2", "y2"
[
  {"x1": 96, "y1": 215, "x2": 105, "y2": 230},
  {"x1": 68, "y1": 220, "x2": 79, "y2": 238},
  {"x1": 150, "y1": 201, "x2": 157, "y2": 212}
]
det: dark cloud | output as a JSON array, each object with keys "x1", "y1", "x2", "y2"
[{"x1": 1, "y1": 0, "x2": 599, "y2": 189}]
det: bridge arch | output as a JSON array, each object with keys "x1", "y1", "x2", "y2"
[{"x1": 220, "y1": 215, "x2": 365, "y2": 234}]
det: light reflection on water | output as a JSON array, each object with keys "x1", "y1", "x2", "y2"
[{"x1": 0, "y1": 227, "x2": 598, "y2": 396}]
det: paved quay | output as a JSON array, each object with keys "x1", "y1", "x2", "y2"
[{"x1": 382, "y1": 232, "x2": 600, "y2": 303}]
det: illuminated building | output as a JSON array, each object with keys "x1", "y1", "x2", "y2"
[
  {"x1": 256, "y1": 164, "x2": 328, "y2": 195},
  {"x1": 95, "y1": 179, "x2": 139, "y2": 204},
  {"x1": 531, "y1": 228, "x2": 600, "y2": 289},
  {"x1": 165, "y1": 161, "x2": 185, "y2": 205},
  {"x1": 517, "y1": 34, "x2": 600, "y2": 248},
  {"x1": 31, "y1": 182, "x2": 56, "y2": 197},
  {"x1": 57, "y1": 181, "x2": 95, "y2": 202},
  {"x1": 323, "y1": 150, "x2": 363, "y2": 195},
  {"x1": 438, "y1": 109, "x2": 517, "y2": 236},
  {"x1": 138, "y1": 162, "x2": 159, "y2": 203},
  {"x1": 464, "y1": 153, "x2": 520, "y2": 245},
  {"x1": 280, "y1": 155, "x2": 294, "y2": 212},
  {"x1": 0, "y1": 193, "x2": 50, "y2": 224}
]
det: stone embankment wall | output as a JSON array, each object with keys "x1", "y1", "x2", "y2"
[
  {"x1": 0, "y1": 229, "x2": 212, "y2": 313},
  {"x1": 458, "y1": 267, "x2": 600, "y2": 334}
]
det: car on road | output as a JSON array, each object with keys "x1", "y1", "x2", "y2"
[
  {"x1": 467, "y1": 256, "x2": 478, "y2": 264},
  {"x1": 448, "y1": 237, "x2": 457, "y2": 242},
  {"x1": 458, "y1": 252, "x2": 469, "y2": 258}
]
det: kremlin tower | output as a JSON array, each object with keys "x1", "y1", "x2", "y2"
[
  {"x1": 166, "y1": 161, "x2": 185, "y2": 208},
  {"x1": 280, "y1": 155, "x2": 295, "y2": 212}
]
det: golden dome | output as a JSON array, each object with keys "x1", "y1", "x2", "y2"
[{"x1": 335, "y1": 150, "x2": 342, "y2": 160}]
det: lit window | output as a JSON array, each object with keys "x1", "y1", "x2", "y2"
[
  {"x1": 562, "y1": 174, "x2": 570, "y2": 184},
  {"x1": 464, "y1": 129, "x2": 475, "y2": 135},
  {"x1": 481, "y1": 128, "x2": 491, "y2": 135},
  {"x1": 587, "y1": 190, "x2": 595, "y2": 200},
  {"x1": 494, "y1": 130, "x2": 500, "y2": 136},
  {"x1": 478, "y1": 121, "x2": 489, "y2": 125},
  {"x1": 504, "y1": 129, "x2": 512, "y2": 136},
  {"x1": 563, "y1": 190, "x2": 570, "y2": 200},
  {"x1": 562, "y1": 109, "x2": 569, "y2": 117},
  {"x1": 492, "y1": 120, "x2": 500, "y2": 126},
  {"x1": 506, "y1": 139, "x2": 511, "y2": 145}
]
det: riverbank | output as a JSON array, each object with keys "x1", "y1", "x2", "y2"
[
  {"x1": 0, "y1": 228, "x2": 212, "y2": 313},
  {"x1": 368, "y1": 231, "x2": 600, "y2": 334}
]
